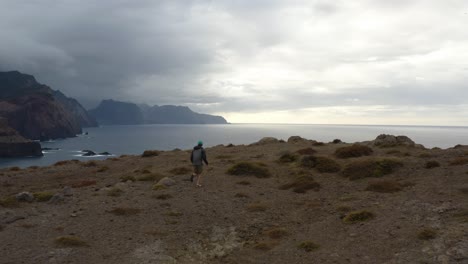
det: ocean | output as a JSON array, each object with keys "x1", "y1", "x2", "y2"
[{"x1": 1, "y1": 124, "x2": 468, "y2": 168}]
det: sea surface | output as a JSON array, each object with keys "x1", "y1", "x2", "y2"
[{"x1": 1, "y1": 124, "x2": 468, "y2": 168}]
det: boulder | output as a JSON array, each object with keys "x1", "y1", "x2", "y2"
[
  {"x1": 156, "y1": 177, "x2": 176, "y2": 187},
  {"x1": 48, "y1": 193, "x2": 64, "y2": 204},
  {"x1": 252, "y1": 137, "x2": 280, "y2": 145},
  {"x1": 99, "y1": 152, "x2": 111, "y2": 156},
  {"x1": 15, "y1": 192, "x2": 34, "y2": 202},
  {"x1": 63, "y1": 186, "x2": 73, "y2": 197},
  {"x1": 82, "y1": 150, "x2": 96, "y2": 156},
  {"x1": 287, "y1": 136, "x2": 308, "y2": 144}
]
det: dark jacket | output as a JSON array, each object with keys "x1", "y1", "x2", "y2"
[{"x1": 190, "y1": 146, "x2": 208, "y2": 166}]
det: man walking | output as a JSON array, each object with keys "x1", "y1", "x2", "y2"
[{"x1": 190, "y1": 140, "x2": 208, "y2": 187}]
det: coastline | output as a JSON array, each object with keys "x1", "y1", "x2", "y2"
[{"x1": 1, "y1": 135, "x2": 467, "y2": 263}]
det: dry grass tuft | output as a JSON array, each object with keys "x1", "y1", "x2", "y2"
[
  {"x1": 417, "y1": 228, "x2": 437, "y2": 240},
  {"x1": 97, "y1": 166, "x2": 109, "y2": 172},
  {"x1": 298, "y1": 241, "x2": 320, "y2": 252},
  {"x1": 33, "y1": 191, "x2": 54, "y2": 202},
  {"x1": 315, "y1": 156, "x2": 341, "y2": 173},
  {"x1": 299, "y1": 155, "x2": 317, "y2": 168},
  {"x1": 365, "y1": 180, "x2": 403, "y2": 193},
  {"x1": 335, "y1": 144, "x2": 373, "y2": 159},
  {"x1": 166, "y1": 211, "x2": 182, "y2": 217},
  {"x1": 141, "y1": 150, "x2": 160, "y2": 157},
  {"x1": 0, "y1": 196, "x2": 19, "y2": 208},
  {"x1": 71, "y1": 180, "x2": 97, "y2": 188},
  {"x1": 247, "y1": 203, "x2": 267, "y2": 212},
  {"x1": 343, "y1": 210, "x2": 375, "y2": 223},
  {"x1": 234, "y1": 192, "x2": 249, "y2": 198},
  {"x1": 236, "y1": 180, "x2": 251, "y2": 186},
  {"x1": 169, "y1": 167, "x2": 191, "y2": 175},
  {"x1": 54, "y1": 160, "x2": 70, "y2": 166},
  {"x1": 278, "y1": 152, "x2": 299, "y2": 163},
  {"x1": 342, "y1": 158, "x2": 403, "y2": 180},
  {"x1": 227, "y1": 162, "x2": 271, "y2": 178},
  {"x1": 107, "y1": 187, "x2": 123, "y2": 197},
  {"x1": 152, "y1": 184, "x2": 167, "y2": 191},
  {"x1": 296, "y1": 147, "x2": 317, "y2": 155},
  {"x1": 154, "y1": 194, "x2": 172, "y2": 200},
  {"x1": 109, "y1": 207, "x2": 141, "y2": 216},
  {"x1": 253, "y1": 242, "x2": 276, "y2": 251},
  {"x1": 137, "y1": 173, "x2": 163, "y2": 182},
  {"x1": 449, "y1": 157, "x2": 468, "y2": 166},
  {"x1": 425, "y1": 161, "x2": 440, "y2": 169},
  {"x1": 279, "y1": 175, "x2": 320, "y2": 193},
  {"x1": 9, "y1": 166, "x2": 21, "y2": 171},
  {"x1": 120, "y1": 175, "x2": 136, "y2": 182},
  {"x1": 82, "y1": 161, "x2": 97, "y2": 167},
  {"x1": 54, "y1": 236, "x2": 89, "y2": 247},
  {"x1": 265, "y1": 228, "x2": 288, "y2": 239}
]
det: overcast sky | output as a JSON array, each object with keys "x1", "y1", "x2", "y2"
[{"x1": 1, "y1": 0, "x2": 468, "y2": 125}]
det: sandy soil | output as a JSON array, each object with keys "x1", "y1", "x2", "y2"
[{"x1": 0, "y1": 135, "x2": 467, "y2": 264}]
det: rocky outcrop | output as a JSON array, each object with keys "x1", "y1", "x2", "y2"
[
  {"x1": 0, "y1": 71, "x2": 92, "y2": 140},
  {"x1": 373, "y1": 134, "x2": 416, "y2": 147},
  {"x1": 0, "y1": 118, "x2": 42, "y2": 157},
  {"x1": 89, "y1": 99, "x2": 144, "y2": 125}
]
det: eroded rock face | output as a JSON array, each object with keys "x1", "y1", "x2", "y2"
[{"x1": 0, "y1": 118, "x2": 42, "y2": 157}]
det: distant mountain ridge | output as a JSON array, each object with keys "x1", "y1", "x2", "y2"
[
  {"x1": 0, "y1": 71, "x2": 97, "y2": 141},
  {"x1": 89, "y1": 99, "x2": 228, "y2": 125}
]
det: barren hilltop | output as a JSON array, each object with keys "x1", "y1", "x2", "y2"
[{"x1": 1, "y1": 135, "x2": 467, "y2": 264}]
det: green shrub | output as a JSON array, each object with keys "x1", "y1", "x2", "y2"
[
  {"x1": 227, "y1": 162, "x2": 271, "y2": 178},
  {"x1": 417, "y1": 228, "x2": 437, "y2": 240},
  {"x1": 54, "y1": 236, "x2": 89, "y2": 247},
  {"x1": 425, "y1": 161, "x2": 440, "y2": 169},
  {"x1": 365, "y1": 180, "x2": 402, "y2": 193},
  {"x1": 335, "y1": 144, "x2": 373, "y2": 158},
  {"x1": 343, "y1": 210, "x2": 375, "y2": 223},
  {"x1": 342, "y1": 159, "x2": 403, "y2": 180},
  {"x1": 33, "y1": 191, "x2": 54, "y2": 202},
  {"x1": 298, "y1": 241, "x2": 320, "y2": 252},
  {"x1": 141, "y1": 150, "x2": 160, "y2": 157},
  {"x1": 279, "y1": 175, "x2": 320, "y2": 193},
  {"x1": 315, "y1": 157, "x2": 341, "y2": 173},
  {"x1": 278, "y1": 152, "x2": 299, "y2": 163}
]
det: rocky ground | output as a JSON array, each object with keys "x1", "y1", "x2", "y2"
[{"x1": 0, "y1": 135, "x2": 467, "y2": 264}]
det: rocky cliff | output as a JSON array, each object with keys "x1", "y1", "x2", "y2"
[
  {"x1": 53, "y1": 90, "x2": 98, "y2": 128},
  {"x1": 88, "y1": 100, "x2": 144, "y2": 125},
  {"x1": 90, "y1": 99, "x2": 228, "y2": 125},
  {"x1": 0, "y1": 71, "x2": 91, "y2": 140},
  {"x1": 0, "y1": 118, "x2": 42, "y2": 157}
]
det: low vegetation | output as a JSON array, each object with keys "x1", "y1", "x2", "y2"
[
  {"x1": 33, "y1": 191, "x2": 54, "y2": 202},
  {"x1": 295, "y1": 147, "x2": 316, "y2": 155},
  {"x1": 335, "y1": 144, "x2": 373, "y2": 159},
  {"x1": 82, "y1": 161, "x2": 97, "y2": 167},
  {"x1": 154, "y1": 194, "x2": 172, "y2": 200},
  {"x1": 97, "y1": 166, "x2": 109, "y2": 172},
  {"x1": 315, "y1": 156, "x2": 341, "y2": 173},
  {"x1": 137, "y1": 173, "x2": 162, "y2": 182},
  {"x1": 120, "y1": 175, "x2": 136, "y2": 182},
  {"x1": 298, "y1": 241, "x2": 320, "y2": 252},
  {"x1": 425, "y1": 161, "x2": 440, "y2": 169},
  {"x1": 279, "y1": 175, "x2": 320, "y2": 193},
  {"x1": 236, "y1": 180, "x2": 251, "y2": 185},
  {"x1": 169, "y1": 167, "x2": 191, "y2": 175},
  {"x1": 71, "y1": 180, "x2": 97, "y2": 188},
  {"x1": 299, "y1": 155, "x2": 317, "y2": 168},
  {"x1": 247, "y1": 203, "x2": 267, "y2": 212},
  {"x1": 278, "y1": 152, "x2": 299, "y2": 163},
  {"x1": 417, "y1": 228, "x2": 437, "y2": 240},
  {"x1": 54, "y1": 160, "x2": 70, "y2": 166},
  {"x1": 152, "y1": 184, "x2": 167, "y2": 191},
  {"x1": 227, "y1": 162, "x2": 271, "y2": 178},
  {"x1": 365, "y1": 180, "x2": 403, "y2": 193},
  {"x1": 9, "y1": 166, "x2": 21, "y2": 171},
  {"x1": 342, "y1": 210, "x2": 375, "y2": 223},
  {"x1": 107, "y1": 187, "x2": 123, "y2": 197},
  {"x1": 449, "y1": 157, "x2": 468, "y2": 166},
  {"x1": 54, "y1": 236, "x2": 89, "y2": 247},
  {"x1": 265, "y1": 228, "x2": 288, "y2": 239},
  {"x1": 253, "y1": 242, "x2": 276, "y2": 251},
  {"x1": 141, "y1": 150, "x2": 160, "y2": 157},
  {"x1": 234, "y1": 192, "x2": 249, "y2": 198},
  {"x1": 109, "y1": 207, "x2": 141, "y2": 216},
  {"x1": 0, "y1": 196, "x2": 19, "y2": 208},
  {"x1": 342, "y1": 158, "x2": 403, "y2": 180}
]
